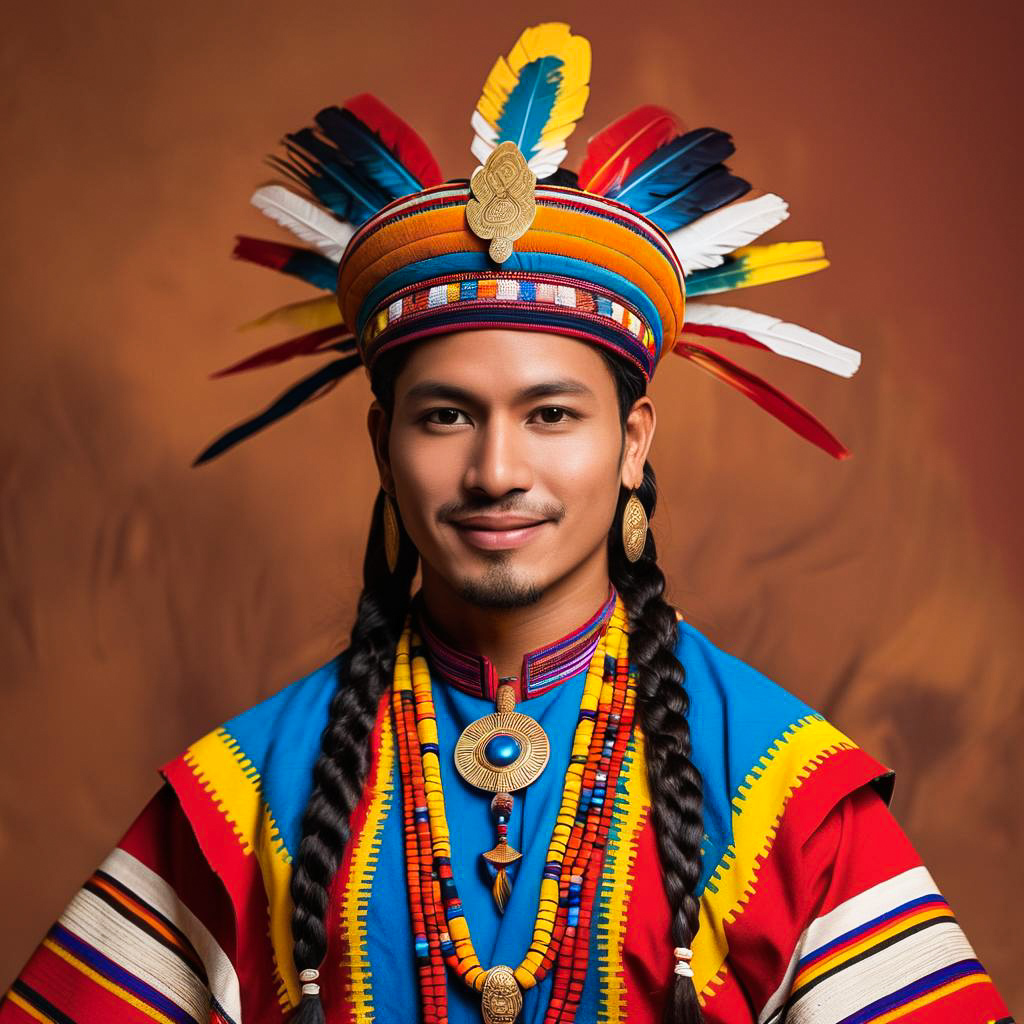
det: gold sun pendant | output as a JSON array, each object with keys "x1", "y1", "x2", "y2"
[
  {"x1": 453, "y1": 684, "x2": 550, "y2": 793},
  {"x1": 454, "y1": 682, "x2": 549, "y2": 918}
]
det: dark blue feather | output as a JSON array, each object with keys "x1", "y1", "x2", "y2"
[
  {"x1": 193, "y1": 355, "x2": 362, "y2": 465},
  {"x1": 265, "y1": 151, "x2": 356, "y2": 222},
  {"x1": 277, "y1": 249, "x2": 339, "y2": 291},
  {"x1": 606, "y1": 128, "x2": 751, "y2": 230},
  {"x1": 495, "y1": 57, "x2": 564, "y2": 157},
  {"x1": 314, "y1": 106, "x2": 422, "y2": 200},
  {"x1": 273, "y1": 128, "x2": 390, "y2": 224},
  {"x1": 643, "y1": 165, "x2": 751, "y2": 232}
]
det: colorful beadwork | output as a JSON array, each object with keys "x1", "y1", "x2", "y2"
[
  {"x1": 364, "y1": 271, "x2": 658, "y2": 363},
  {"x1": 391, "y1": 594, "x2": 637, "y2": 1024}
]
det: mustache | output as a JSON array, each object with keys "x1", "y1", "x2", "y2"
[{"x1": 438, "y1": 498, "x2": 565, "y2": 523}]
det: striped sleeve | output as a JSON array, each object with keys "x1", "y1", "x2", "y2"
[
  {"x1": 0, "y1": 786, "x2": 241, "y2": 1024},
  {"x1": 757, "y1": 785, "x2": 1013, "y2": 1024}
]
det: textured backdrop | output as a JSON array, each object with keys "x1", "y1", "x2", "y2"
[{"x1": 1, "y1": 0, "x2": 1021, "y2": 1011}]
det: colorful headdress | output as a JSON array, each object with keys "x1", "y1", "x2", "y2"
[{"x1": 196, "y1": 22, "x2": 861, "y2": 465}]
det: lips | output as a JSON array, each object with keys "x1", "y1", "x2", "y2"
[
  {"x1": 453, "y1": 516, "x2": 546, "y2": 530},
  {"x1": 450, "y1": 515, "x2": 551, "y2": 551}
]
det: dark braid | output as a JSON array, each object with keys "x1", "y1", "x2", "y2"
[
  {"x1": 289, "y1": 497, "x2": 419, "y2": 1022},
  {"x1": 288, "y1": 344, "x2": 704, "y2": 1024},
  {"x1": 610, "y1": 466, "x2": 705, "y2": 1023},
  {"x1": 599, "y1": 348, "x2": 705, "y2": 1023}
]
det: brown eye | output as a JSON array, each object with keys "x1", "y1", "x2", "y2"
[
  {"x1": 535, "y1": 407, "x2": 570, "y2": 423},
  {"x1": 425, "y1": 408, "x2": 469, "y2": 425}
]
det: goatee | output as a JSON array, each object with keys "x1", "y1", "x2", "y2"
[{"x1": 456, "y1": 562, "x2": 543, "y2": 609}]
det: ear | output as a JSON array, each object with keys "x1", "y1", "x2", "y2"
[
  {"x1": 366, "y1": 399, "x2": 394, "y2": 493},
  {"x1": 619, "y1": 395, "x2": 656, "y2": 490}
]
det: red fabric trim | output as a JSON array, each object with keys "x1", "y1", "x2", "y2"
[
  {"x1": 161, "y1": 757, "x2": 287, "y2": 1022},
  {"x1": 322, "y1": 690, "x2": 392, "y2": 1024},
  {"x1": 620, "y1": 746, "x2": 901, "y2": 1022},
  {"x1": 8, "y1": 942, "x2": 158, "y2": 1024}
]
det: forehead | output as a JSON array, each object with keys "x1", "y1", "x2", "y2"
[{"x1": 392, "y1": 329, "x2": 615, "y2": 401}]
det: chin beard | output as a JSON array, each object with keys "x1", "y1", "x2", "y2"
[{"x1": 455, "y1": 562, "x2": 544, "y2": 609}]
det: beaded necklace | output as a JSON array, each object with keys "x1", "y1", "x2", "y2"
[{"x1": 390, "y1": 594, "x2": 637, "y2": 1024}]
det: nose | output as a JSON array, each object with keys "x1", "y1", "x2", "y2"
[{"x1": 461, "y1": 413, "x2": 535, "y2": 498}]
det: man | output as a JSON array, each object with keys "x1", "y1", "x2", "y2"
[{"x1": 1, "y1": 22, "x2": 1012, "y2": 1024}]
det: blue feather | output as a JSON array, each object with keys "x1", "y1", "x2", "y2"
[
  {"x1": 314, "y1": 106, "x2": 423, "y2": 200},
  {"x1": 606, "y1": 128, "x2": 751, "y2": 231},
  {"x1": 495, "y1": 57, "x2": 564, "y2": 158},
  {"x1": 643, "y1": 165, "x2": 751, "y2": 232},
  {"x1": 272, "y1": 128, "x2": 391, "y2": 225},
  {"x1": 193, "y1": 355, "x2": 362, "y2": 465}
]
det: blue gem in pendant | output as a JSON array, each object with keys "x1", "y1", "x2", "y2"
[
  {"x1": 484, "y1": 734, "x2": 522, "y2": 768},
  {"x1": 454, "y1": 682, "x2": 550, "y2": 793}
]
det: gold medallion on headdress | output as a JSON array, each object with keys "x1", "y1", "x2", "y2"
[{"x1": 466, "y1": 141, "x2": 537, "y2": 263}]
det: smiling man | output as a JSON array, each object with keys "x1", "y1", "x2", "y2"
[
  {"x1": 374, "y1": 329, "x2": 643, "y2": 633},
  {"x1": 1, "y1": 22, "x2": 1012, "y2": 1024}
]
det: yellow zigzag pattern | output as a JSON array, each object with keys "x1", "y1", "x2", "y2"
[
  {"x1": 692, "y1": 714, "x2": 857, "y2": 1003},
  {"x1": 595, "y1": 727, "x2": 651, "y2": 1023},
  {"x1": 339, "y1": 711, "x2": 397, "y2": 1018},
  {"x1": 184, "y1": 727, "x2": 298, "y2": 1010}
]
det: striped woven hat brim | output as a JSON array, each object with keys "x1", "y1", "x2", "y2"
[{"x1": 336, "y1": 183, "x2": 685, "y2": 380}]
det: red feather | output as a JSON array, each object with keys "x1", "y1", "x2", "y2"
[
  {"x1": 673, "y1": 339, "x2": 852, "y2": 459},
  {"x1": 231, "y1": 236, "x2": 300, "y2": 272},
  {"x1": 343, "y1": 93, "x2": 443, "y2": 189},
  {"x1": 578, "y1": 105, "x2": 683, "y2": 195},
  {"x1": 682, "y1": 321, "x2": 773, "y2": 353},
  {"x1": 211, "y1": 325, "x2": 353, "y2": 378}
]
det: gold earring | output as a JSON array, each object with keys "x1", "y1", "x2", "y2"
[
  {"x1": 622, "y1": 489, "x2": 648, "y2": 563},
  {"x1": 383, "y1": 493, "x2": 400, "y2": 573}
]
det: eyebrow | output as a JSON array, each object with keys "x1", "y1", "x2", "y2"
[{"x1": 403, "y1": 378, "x2": 597, "y2": 404}]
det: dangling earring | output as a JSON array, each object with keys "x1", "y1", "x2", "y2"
[
  {"x1": 622, "y1": 488, "x2": 648, "y2": 563},
  {"x1": 383, "y1": 492, "x2": 401, "y2": 573}
]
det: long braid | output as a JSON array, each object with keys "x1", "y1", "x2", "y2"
[
  {"x1": 596, "y1": 346, "x2": 705, "y2": 1024},
  {"x1": 610, "y1": 465, "x2": 705, "y2": 1023},
  {"x1": 289, "y1": 488, "x2": 418, "y2": 1024}
]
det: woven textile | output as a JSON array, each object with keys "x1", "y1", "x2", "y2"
[{"x1": 1, "y1": 616, "x2": 1012, "y2": 1023}]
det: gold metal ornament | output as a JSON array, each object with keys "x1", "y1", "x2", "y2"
[
  {"x1": 383, "y1": 493, "x2": 400, "y2": 573},
  {"x1": 622, "y1": 490, "x2": 648, "y2": 563},
  {"x1": 466, "y1": 141, "x2": 537, "y2": 263},
  {"x1": 483, "y1": 841, "x2": 523, "y2": 868},
  {"x1": 454, "y1": 711, "x2": 550, "y2": 791},
  {"x1": 480, "y1": 965, "x2": 523, "y2": 1024}
]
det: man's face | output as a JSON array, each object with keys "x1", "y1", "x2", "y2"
[{"x1": 368, "y1": 329, "x2": 654, "y2": 609}]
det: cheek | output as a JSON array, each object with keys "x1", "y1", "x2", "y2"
[
  {"x1": 387, "y1": 429, "x2": 463, "y2": 529},
  {"x1": 537, "y1": 429, "x2": 622, "y2": 515}
]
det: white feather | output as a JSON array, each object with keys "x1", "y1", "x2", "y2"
[
  {"x1": 684, "y1": 303, "x2": 861, "y2": 378},
  {"x1": 250, "y1": 185, "x2": 353, "y2": 263},
  {"x1": 528, "y1": 148, "x2": 568, "y2": 178},
  {"x1": 669, "y1": 194, "x2": 791, "y2": 275},
  {"x1": 470, "y1": 111, "x2": 564, "y2": 178},
  {"x1": 471, "y1": 110, "x2": 499, "y2": 152}
]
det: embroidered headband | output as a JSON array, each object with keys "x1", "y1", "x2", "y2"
[{"x1": 195, "y1": 22, "x2": 861, "y2": 465}]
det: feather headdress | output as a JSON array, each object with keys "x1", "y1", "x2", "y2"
[{"x1": 200, "y1": 22, "x2": 861, "y2": 465}]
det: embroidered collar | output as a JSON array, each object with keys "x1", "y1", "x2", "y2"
[{"x1": 412, "y1": 583, "x2": 618, "y2": 702}]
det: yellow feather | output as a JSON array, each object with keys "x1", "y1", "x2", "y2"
[
  {"x1": 237, "y1": 295, "x2": 342, "y2": 332},
  {"x1": 715, "y1": 240, "x2": 830, "y2": 291},
  {"x1": 473, "y1": 22, "x2": 591, "y2": 165},
  {"x1": 738, "y1": 259, "x2": 831, "y2": 289},
  {"x1": 732, "y1": 240, "x2": 826, "y2": 268}
]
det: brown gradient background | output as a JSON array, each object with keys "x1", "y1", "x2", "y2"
[{"x1": 2, "y1": 0, "x2": 1021, "y2": 1011}]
